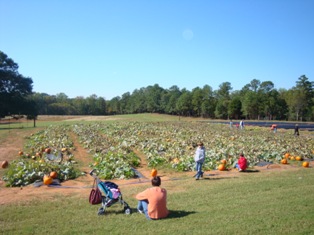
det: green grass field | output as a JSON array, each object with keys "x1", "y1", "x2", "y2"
[
  {"x1": 1, "y1": 114, "x2": 314, "y2": 234},
  {"x1": 1, "y1": 165, "x2": 314, "y2": 234}
]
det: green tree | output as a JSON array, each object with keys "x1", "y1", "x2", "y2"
[
  {"x1": 201, "y1": 85, "x2": 216, "y2": 118},
  {"x1": 145, "y1": 84, "x2": 163, "y2": 113},
  {"x1": 214, "y1": 82, "x2": 232, "y2": 119},
  {"x1": 165, "y1": 85, "x2": 181, "y2": 115},
  {"x1": 0, "y1": 51, "x2": 34, "y2": 118},
  {"x1": 282, "y1": 76, "x2": 313, "y2": 121},
  {"x1": 241, "y1": 90, "x2": 259, "y2": 119},
  {"x1": 228, "y1": 91, "x2": 242, "y2": 119},
  {"x1": 191, "y1": 87, "x2": 203, "y2": 116},
  {"x1": 176, "y1": 90, "x2": 192, "y2": 116},
  {"x1": 106, "y1": 96, "x2": 120, "y2": 115},
  {"x1": 295, "y1": 75, "x2": 314, "y2": 120}
]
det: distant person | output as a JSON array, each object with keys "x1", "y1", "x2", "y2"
[
  {"x1": 136, "y1": 176, "x2": 169, "y2": 220},
  {"x1": 239, "y1": 120, "x2": 244, "y2": 130},
  {"x1": 229, "y1": 119, "x2": 233, "y2": 128},
  {"x1": 235, "y1": 153, "x2": 248, "y2": 172},
  {"x1": 294, "y1": 124, "x2": 299, "y2": 136},
  {"x1": 271, "y1": 124, "x2": 277, "y2": 133},
  {"x1": 194, "y1": 142, "x2": 206, "y2": 180}
]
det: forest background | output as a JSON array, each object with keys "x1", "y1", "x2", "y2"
[{"x1": 1, "y1": 50, "x2": 313, "y2": 121}]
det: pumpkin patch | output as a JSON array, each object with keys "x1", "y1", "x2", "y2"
[{"x1": 2, "y1": 121, "x2": 314, "y2": 187}]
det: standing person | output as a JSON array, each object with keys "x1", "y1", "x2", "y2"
[
  {"x1": 229, "y1": 119, "x2": 233, "y2": 128},
  {"x1": 294, "y1": 124, "x2": 300, "y2": 136},
  {"x1": 235, "y1": 153, "x2": 248, "y2": 172},
  {"x1": 239, "y1": 119, "x2": 244, "y2": 130},
  {"x1": 136, "y1": 176, "x2": 169, "y2": 220},
  {"x1": 194, "y1": 142, "x2": 206, "y2": 180},
  {"x1": 271, "y1": 124, "x2": 277, "y2": 133}
]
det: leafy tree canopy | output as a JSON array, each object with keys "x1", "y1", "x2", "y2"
[{"x1": 0, "y1": 51, "x2": 34, "y2": 118}]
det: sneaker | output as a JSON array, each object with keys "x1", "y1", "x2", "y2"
[
  {"x1": 195, "y1": 178, "x2": 199, "y2": 180},
  {"x1": 138, "y1": 209, "x2": 144, "y2": 214}
]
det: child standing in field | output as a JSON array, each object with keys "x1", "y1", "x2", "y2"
[
  {"x1": 294, "y1": 124, "x2": 299, "y2": 136},
  {"x1": 239, "y1": 120, "x2": 244, "y2": 130},
  {"x1": 235, "y1": 154, "x2": 247, "y2": 172},
  {"x1": 194, "y1": 142, "x2": 206, "y2": 180}
]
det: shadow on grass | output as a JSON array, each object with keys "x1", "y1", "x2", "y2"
[
  {"x1": 202, "y1": 177, "x2": 238, "y2": 180},
  {"x1": 99, "y1": 208, "x2": 196, "y2": 219},
  {"x1": 167, "y1": 210, "x2": 196, "y2": 219},
  {"x1": 241, "y1": 169, "x2": 260, "y2": 173}
]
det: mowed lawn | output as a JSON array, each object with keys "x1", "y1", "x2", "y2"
[{"x1": 1, "y1": 167, "x2": 314, "y2": 235}]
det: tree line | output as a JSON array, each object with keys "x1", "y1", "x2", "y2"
[{"x1": 1, "y1": 50, "x2": 313, "y2": 121}]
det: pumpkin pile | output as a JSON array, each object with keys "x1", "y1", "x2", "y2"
[
  {"x1": 281, "y1": 153, "x2": 311, "y2": 168},
  {"x1": 43, "y1": 171, "x2": 58, "y2": 185},
  {"x1": 218, "y1": 159, "x2": 227, "y2": 171}
]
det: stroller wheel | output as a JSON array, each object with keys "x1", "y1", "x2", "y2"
[
  {"x1": 98, "y1": 207, "x2": 105, "y2": 216},
  {"x1": 124, "y1": 207, "x2": 131, "y2": 215}
]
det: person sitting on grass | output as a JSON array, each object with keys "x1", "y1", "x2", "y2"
[
  {"x1": 235, "y1": 153, "x2": 248, "y2": 172},
  {"x1": 136, "y1": 176, "x2": 169, "y2": 220}
]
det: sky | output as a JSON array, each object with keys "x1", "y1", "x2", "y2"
[{"x1": 1, "y1": 0, "x2": 313, "y2": 100}]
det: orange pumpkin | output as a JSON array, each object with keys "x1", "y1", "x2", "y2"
[
  {"x1": 50, "y1": 171, "x2": 58, "y2": 179},
  {"x1": 151, "y1": 169, "x2": 157, "y2": 177},
  {"x1": 302, "y1": 161, "x2": 309, "y2": 168},
  {"x1": 281, "y1": 159, "x2": 288, "y2": 164},
  {"x1": 45, "y1": 148, "x2": 51, "y2": 154},
  {"x1": 35, "y1": 152, "x2": 42, "y2": 158},
  {"x1": 221, "y1": 159, "x2": 227, "y2": 165},
  {"x1": 284, "y1": 153, "x2": 290, "y2": 159},
  {"x1": 295, "y1": 156, "x2": 302, "y2": 161},
  {"x1": 1, "y1": 160, "x2": 9, "y2": 169},
  {"x1": 18, "y1": 151, "x2": 23, "y2": 156},
  {"x1": 43, "y1": 175, "x2": 53, "y2": 185},
  {"x1": 290, "y1": 156, "x2": 295, "y2": 161},
  {"x1": 218, "y1": 164, "x2": 225, "y2": 171}
]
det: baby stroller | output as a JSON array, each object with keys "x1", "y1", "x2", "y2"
[{"x1": 89, "y1": 169, "x2": 131, "y2": 216}]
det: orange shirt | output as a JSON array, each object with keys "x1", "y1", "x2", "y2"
[{"x1": 136, "y1": 186, "x2": 169, "y2": 219}]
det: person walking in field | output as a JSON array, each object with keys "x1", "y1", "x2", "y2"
[
  {"x1": 239, "y1": 119, "x2": 244, "y2": 130},
  {"x1": 294, "y1": 124, "x2": 300, "y2": 136},
  {"x1": 194, "y1": 142, "x2": 206, "y2": 180}
]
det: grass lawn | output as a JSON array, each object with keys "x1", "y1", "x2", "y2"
[{"x1": 1, "y1": 168, "x2": 314, "y2": 235}]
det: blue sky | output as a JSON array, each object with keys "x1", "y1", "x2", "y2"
[{"x1": 1, "y1": 0, "x2": 313, "y2": 100}]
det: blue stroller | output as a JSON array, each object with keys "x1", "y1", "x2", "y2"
[{"x1": 90, "y1": 170, "x2": 131, "y2": 215}]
